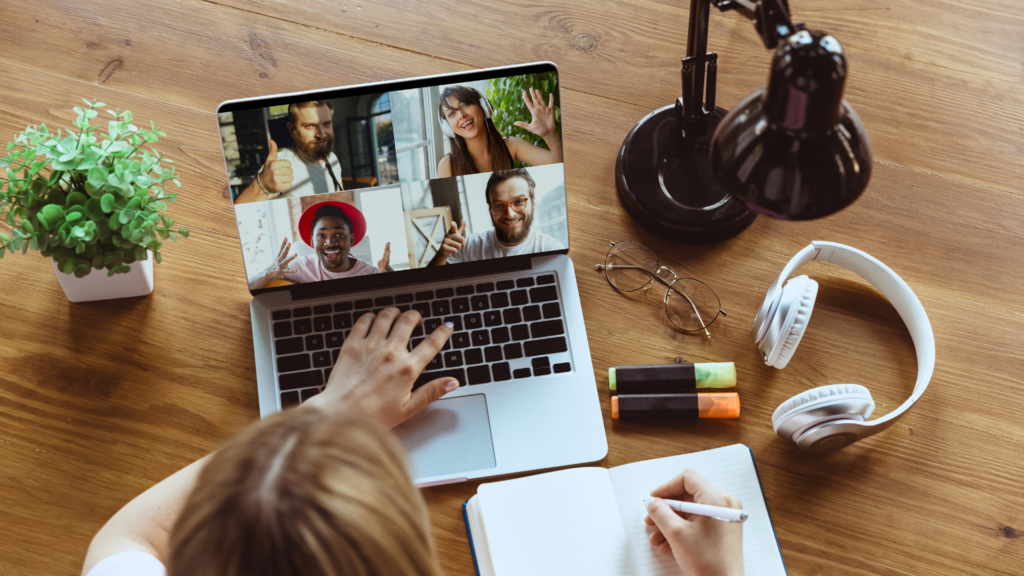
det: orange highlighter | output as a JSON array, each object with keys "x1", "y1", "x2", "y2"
[{"x1": 611, "y1": 393, "x2": 740, "y2": 419}]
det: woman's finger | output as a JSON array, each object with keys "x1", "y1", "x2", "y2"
[
  {"x1": 368, "y1": 307, "x2": 401, "y2": 341},
  {"x1": 532, "y1": 87, "x2": 544, "y2": 108},
  {"x1": 521, "y1": 90, "x2": 536, "y2": 114},
  {"x1": 348, "y1": 310, "x2": 376, "y2": 340}
]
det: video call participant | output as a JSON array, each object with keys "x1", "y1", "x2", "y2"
[
  {"x1": 247, "y1": 201, "x2": 390, "y2": 290},
  {"x1": 234, "y1": 101, "x2": 344, "y2": 204},
  {"x1": 436, "y1": 85, "x2": 563, "y2": 177},
  {"x1": 429, "y1": 168, "x2": 564, "y2": 266}
]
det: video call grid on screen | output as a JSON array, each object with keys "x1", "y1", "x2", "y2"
[{"x1": 216, "y1": 63, "x2": 569, "y2": 295}]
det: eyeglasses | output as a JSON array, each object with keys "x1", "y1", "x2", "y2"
[
  {"x1": 595, "y1": 240, "x2": 725, "y2": 337},
  {"x1": 489, "y1": 197, "x2": 530, "y2": 216}
]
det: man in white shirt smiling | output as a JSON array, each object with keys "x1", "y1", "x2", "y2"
[
  {"x1": 429, "y1": 168, "x2": 564, "y2": 266},
  {"x1": 234, "y1": 101, "x2": 344, "y2": 204}
]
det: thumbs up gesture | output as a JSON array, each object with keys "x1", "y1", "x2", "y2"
[
  {"x1": 259, "y1": 140, "x2": 294, "y2": 194},
  {"x1": 438, "y1": 220, "x2": 467, "y2": 260}
]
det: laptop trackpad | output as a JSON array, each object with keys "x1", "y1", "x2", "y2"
[{"x1": 394, "y1": 393, "x2": 496, "y2": 481}]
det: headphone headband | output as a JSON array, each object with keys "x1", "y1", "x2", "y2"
[{"x1": 754, "y1": 241, "x2": 935, "y2": 435}]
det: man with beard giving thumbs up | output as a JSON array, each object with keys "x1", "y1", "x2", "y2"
[
  {"x1": 235, "y1": 101, "x2": 344, "y2": 204},
  {"x1": 428, "y1": 168, "x2": 564, "y2": 266}
]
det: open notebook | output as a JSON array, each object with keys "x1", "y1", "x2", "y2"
[{"x1": 462, "y1": 444, "x2": 786, "y2": 576}]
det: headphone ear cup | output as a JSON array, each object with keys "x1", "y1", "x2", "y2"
[
  {"x1": 439, "y1": 115, "x2": 455, "y2": 139},
  {"x1": 767, "y1": 276, "x2": 818, "y2": 369},
  {"x1": 479, "y1": 96, "x2": 493, "y2": 119},
  {"x1": 772, "y1": 384, "x2": 875, "y2": 435}
]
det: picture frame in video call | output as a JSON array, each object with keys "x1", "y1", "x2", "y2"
[{"x1": 216, "y1": 62, "x2": 568, "y2": 298}]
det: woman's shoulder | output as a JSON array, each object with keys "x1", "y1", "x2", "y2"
[{"x1": 436, "y1": 154, "x2": 453, "y2": 177}]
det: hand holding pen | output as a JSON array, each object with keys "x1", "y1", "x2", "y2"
[{"x1": 644, "y1": 469, "x2": 746, "y2": 576}]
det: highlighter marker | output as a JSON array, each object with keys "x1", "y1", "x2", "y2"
[
  {"x1": 608, "y1": 363, "x2": 736, "y2": 394},
  {"x1": 610, "y1": 393, "x2": 740, "y2": 420}
]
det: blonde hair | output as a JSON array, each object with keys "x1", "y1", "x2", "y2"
[{"x1": 168, "y1": 408, "x2": 442, "y2": 576}]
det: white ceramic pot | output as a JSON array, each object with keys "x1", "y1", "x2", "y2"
[{"x1": 52, "y1": 255, "x2": 154, "y2": 302}]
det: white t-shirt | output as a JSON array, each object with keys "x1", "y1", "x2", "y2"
[
  {"x1": 261, "y1": 147, "x2": 343, "y2": 199},
  {"x1": 447, "y1": 228, "x2": 565, "y2": 264},
  {"x1": 86, "y1": 551, "x2": 164, "y2": 576}
]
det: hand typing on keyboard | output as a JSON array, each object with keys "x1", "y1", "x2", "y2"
[{"x1": 303, "y1": 307, "x2": 457, "y2": 428}]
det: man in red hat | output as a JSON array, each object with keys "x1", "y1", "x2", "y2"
[{"x1": 247, "y1": 202, "x2": 390, "y2": 290}]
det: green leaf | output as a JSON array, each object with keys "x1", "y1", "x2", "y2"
[
  {"x1": 85, "y1": 198, "x2": 104, "y2": 220},
  {"x1": 74, "y1": 261, "x2": 91, "y2": 278},
  {"x1": 40, "y1": 204, "x2": 65, "y2": 226},
  {"x1": 21, "y1": 219, "x2": 34, "y2": 234},
  {"x1": 66, "y1": 192, "x2": 87, "y2": 207},
  {"x1": 87, "y1": 167, "x2": 107, "y2": 187},
  {"x1": 63, "y1": 260, "x2": 75, "y2": 274},
  {"x1": 66, "y1": 211, "x2": 83, "y2": 222},
  {"x1": 118, "y1": 209, "x2": 130, "y2": 224},
  {"x1": 135, "y1": 246, "x2": 147, "y2": 261},
  {"x1": 100, "y1": 193, "x2": 116, "y2": 212},
  {"x1": 154, "y1": 252, "x2": 162, "y2": 264},
  {"x1": 178, "y1": 228, "x2": 189, "y2": 238}
]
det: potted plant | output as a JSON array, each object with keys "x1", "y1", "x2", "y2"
[{"x1": 0, "y1": 99, "x2": 189, "y2": 302}]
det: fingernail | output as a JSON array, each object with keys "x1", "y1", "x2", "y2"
[
  {"x1": 444, "y1": 322, "x2": 454, "y2": 329},
  {"x1": 444, "y1": 380, "x2": 459, "y2": 392}
]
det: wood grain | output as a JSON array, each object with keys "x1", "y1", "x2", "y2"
[{"x1": 0, "y1": 0, "x2": 1022, "y2": 574}]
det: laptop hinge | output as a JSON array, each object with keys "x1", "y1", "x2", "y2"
[{"x1": 287, "y1": 255, "x2": 537, "y2": 302}]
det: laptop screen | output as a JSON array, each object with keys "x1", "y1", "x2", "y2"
[{"x1": 218, "y1": 65, "x2": 567, "y2": 294}]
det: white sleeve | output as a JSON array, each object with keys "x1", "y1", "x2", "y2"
[{"x1": 86, "y1": 551, "x2": 166, "y2": 576}]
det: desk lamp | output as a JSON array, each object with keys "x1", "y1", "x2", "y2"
[{"x1": 615, "y1": 0, "x2": 872, "y2": 243}]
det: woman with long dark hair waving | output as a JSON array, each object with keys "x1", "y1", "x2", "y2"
[{"x1": 436, "y1": 85, "x2": 563, "y2": 177}]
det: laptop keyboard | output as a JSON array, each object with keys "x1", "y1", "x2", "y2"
[{"x1": 269, "y1": 272, "x2": 573, "y2": 409}]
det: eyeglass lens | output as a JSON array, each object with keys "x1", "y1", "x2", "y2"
[
  {"x1": 489, "y1": 198, "x2": 529, "y2": 215},
  {"x1": 665, "y1": 278, "x2": 721, "y2": 332},
  {"x1": 604, "y1": 241, "x2": 659, "y2": 292}
]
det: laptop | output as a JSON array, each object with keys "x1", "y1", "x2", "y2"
[{"x1": 216, "y1": 62, "x2": 606, "y2": 485}]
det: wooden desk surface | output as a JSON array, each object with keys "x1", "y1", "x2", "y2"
[{"x1": 1, "y1": 0, "x2": 1021, "y2": 574}]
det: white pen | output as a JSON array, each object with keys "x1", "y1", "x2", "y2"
[{"x1": 643, "y1": 497, "x2": 748, "y2": 523}]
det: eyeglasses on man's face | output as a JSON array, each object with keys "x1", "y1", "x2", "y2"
[
  {"x1": 595, "y1": 240, "x2": 725, "y2": 337},
  {"x1": 489, "y1": 197, "x2": 530, "y2": 216}
]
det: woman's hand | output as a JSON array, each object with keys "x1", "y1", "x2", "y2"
[
  {"x1": 514, "y1": 87, "x2": 558, "y2": 138},
  {"x1": 305, "y1": 308, "x2": 457, "y2": 429},
  {"x1": 644, "y1": 469, "x2": 745, "y2": 576},
  {"x1": 377, "y1": 242, "x2": 391, "y2": 273},
  {"x1": 248, "y1": 237, "x2": 298, "y2": 290}
]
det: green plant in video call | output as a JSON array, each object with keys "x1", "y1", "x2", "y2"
[
  {"x1": 487, "y1": 73, "x2": 560, "y2": 167},
  {"x1": 0, "y1": 99, "x2": 190, "y2": 277}
]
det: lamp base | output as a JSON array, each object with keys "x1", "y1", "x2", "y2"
[{"x1": 615, "y1": 105, "x2": 756, "y2": 244}]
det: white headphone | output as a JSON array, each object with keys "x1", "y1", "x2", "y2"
[
  {"x1": 438, "y1": 91, "x2": 493, "y2": 139},
  {"x1": 752, "y1": 241, "x2": 935, "y2": 454}
]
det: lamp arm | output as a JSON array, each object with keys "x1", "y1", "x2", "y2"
[{"x1": 676, "y1": 0, "x2": 799, "y2": 140}]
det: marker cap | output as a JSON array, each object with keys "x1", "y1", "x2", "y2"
[
  {"x1": 695, "y1": 362, "x2": 737, "y2": 388},
  {"x1": 698, "y1": 393, "x2": 741, "y2": 418}
]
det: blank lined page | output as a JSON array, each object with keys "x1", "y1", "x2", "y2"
[
  {"x1": 478, "y1": 467, "x2": 635, "y2": 576},
  {"x1": 607, "y1": 444, "x2": 786, "y2": 576}
]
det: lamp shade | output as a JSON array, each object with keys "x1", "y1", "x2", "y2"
[{"x1": 710, "y1": 30, "x2": 872, "y2": 220}]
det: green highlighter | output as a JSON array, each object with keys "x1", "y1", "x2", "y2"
[{"x1": 608, "y1": 362, "x2": 736, "y2": 394}]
